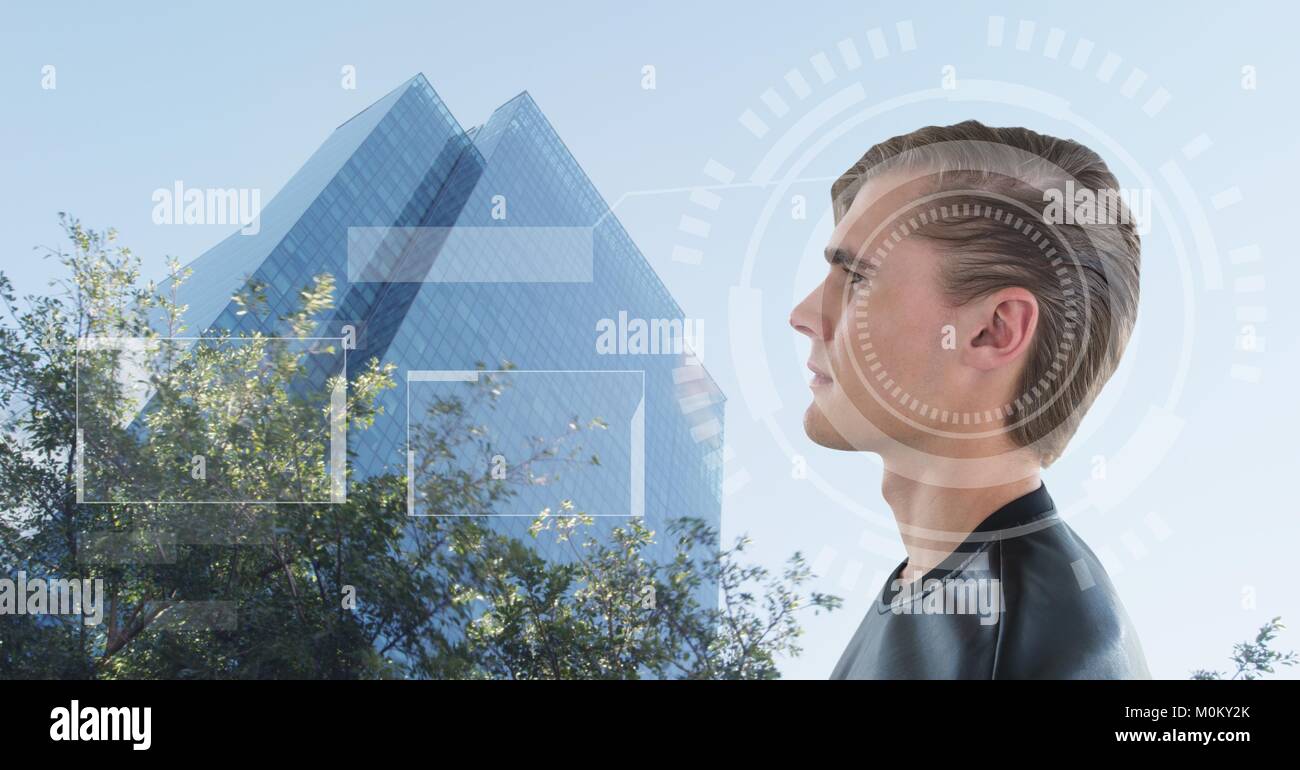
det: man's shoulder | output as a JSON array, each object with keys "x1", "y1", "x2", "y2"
[{"x1": 991, "y1": 517, "x2": 1150, "y2": 679}]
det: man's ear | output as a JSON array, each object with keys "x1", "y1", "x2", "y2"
[{"x1": 960, "y1": 288, "x2": 1038, "y2": 371}]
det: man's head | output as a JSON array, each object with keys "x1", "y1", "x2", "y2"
[{"x1": 790, "y1": 121, "x2": 1141, "y2": 468}]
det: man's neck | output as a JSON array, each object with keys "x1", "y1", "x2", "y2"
[{"x1": 881, "y1": 464, "x2": 1041, "y2": 584}]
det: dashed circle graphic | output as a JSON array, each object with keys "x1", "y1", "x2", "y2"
[
  {"x1": 843, "y1": 190, "x2": 1091, "y2": 440},
  {"x1": 664, "y1": 16, "x2": 1268, "y2": 584}
]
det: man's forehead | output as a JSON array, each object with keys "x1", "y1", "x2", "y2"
[
  {"x1": 826, "y1": 180, "x2": 888, "y2": 262},
  {"x1": 839, "y1": 174, "x2": 924, "y2": 225},
  {"x1": 827, "y1": 174, "x2": 929, "y2": 260}
]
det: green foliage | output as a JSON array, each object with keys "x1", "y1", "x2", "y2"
[
  {"x1": 1190, "y1": 617, "x2": 1297, "y2": 680},
  {"x1": 439, "y1": 512, "x2": 839, "y2": 680},
  {"x1": 0, "y1": 217, "x2": 839, "y2": 679}
]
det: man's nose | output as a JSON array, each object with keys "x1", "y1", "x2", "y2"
[{"x1": 790, "y1": 283, "x2": 829, "y2": 340}]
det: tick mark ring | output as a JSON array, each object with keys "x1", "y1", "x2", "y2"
[{"x1": 839, "y1": 185, "x2": 1098, "y2": 442}]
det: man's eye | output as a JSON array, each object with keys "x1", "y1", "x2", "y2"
[{"x1": 842, "y1": 265, "x2": 869, "y2": 285}]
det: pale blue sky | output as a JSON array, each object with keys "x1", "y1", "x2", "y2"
[{"x1": 3, "y1": 1, "x2": 1297, "y2": 679}]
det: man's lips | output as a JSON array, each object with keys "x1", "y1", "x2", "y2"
[{"x1": 807, "y1": 361, "x2": 833, "y2": 387}]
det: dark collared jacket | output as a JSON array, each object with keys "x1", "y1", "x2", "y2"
[{"x1": 831, "y1": 482, "x2": 1150, "y2": 679}]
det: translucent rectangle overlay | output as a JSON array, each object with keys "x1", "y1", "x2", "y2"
[
  {"x1": 348, "y1": 226, "x2": 595, "y2": 283},
  {"x1": 406, "y1": 370, "x2": 643, "y2": 518},
  {"x1": 75, "y1": 336, "x2": 347, "y2": 505}
]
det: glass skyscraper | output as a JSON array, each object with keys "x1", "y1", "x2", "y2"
[{"x1": 170, "y1": 74, "x2": 724, "y2": 596}]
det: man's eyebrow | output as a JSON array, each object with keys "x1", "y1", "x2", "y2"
[
  {"x1": 824, "y1": 246, "x2": 853, "y2": 266},
  {"x1": 824, "y1": 246, "x2": 864, "y2": 268}
]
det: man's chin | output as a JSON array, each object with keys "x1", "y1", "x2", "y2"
[{"x1": 802, "y1": 403, "x2": 857, "y2": 451}]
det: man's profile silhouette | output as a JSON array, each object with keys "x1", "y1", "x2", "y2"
[{"x1": 789, "y1": 121, "x2": 1149, "y2": 679}]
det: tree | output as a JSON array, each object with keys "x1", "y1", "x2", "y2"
[
  {"x1": 0, "y1": 217, "x2": 839, "y2": 679},
  {"x1": 1190, "y1": 617, "x2": 1297, "y2": 680}
]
